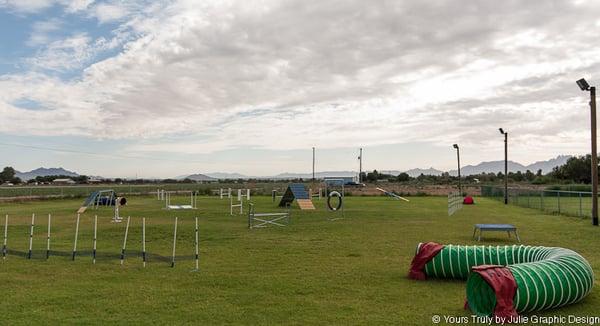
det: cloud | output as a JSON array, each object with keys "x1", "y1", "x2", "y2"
[
  {"x1": 27, "y1": 33, "x2": 95, "y2": 71},
  {"x1": 2, "y1": 0, "x2": 600, "y2": 160},
  {"x1": 0, "y1": 0, "x2": 94, "y2": 13},
  {"x1": 61, "y1": 0, "x2": 94, "y2": 13},
  {"x1": 92, "y1": 2, "x2": 128, "y2": 23},
  {"x1": 26, "y1": 18, "x2": 63, "y2": 47},
  {"x1": 0, "y1": 0, "x2": 56, "y2": 13}
]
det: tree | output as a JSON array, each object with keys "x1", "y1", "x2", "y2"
[
  {"x1": 0, "y1": 167, "x2": 16, "y2": 183},
  {"x1": 524, "y1": 170, "x2": 535, "y2": 182},
  {"x1": 550, "y1": 155, "x2": 595, "y2": 183},
  {"x1": 0, "y1": 167, "x2": 16, "y2": 181},
  {"x1": 366, "y1": 170, "x2": 379, "y2": 182},
  {"x1": 397, "y1": 172, "x2": 410, "y2": 182}
]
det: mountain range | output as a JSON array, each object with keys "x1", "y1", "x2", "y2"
[
  {"x1": 11, "y1": 155, "x2": 572, "y2": 181},
  {"x1": 16, "y1": 167, "x2": 79, "y2": 181},
  {"x1": 378, "y1": 156, "x2": 571, "y2": 177}
]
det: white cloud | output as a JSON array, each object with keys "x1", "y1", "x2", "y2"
[
  {"x1": 60, "y1": 0, "x2": 95, "y2": 13},
  {"x1": 0, "y1": 0, "x2": 55, "y2": 13},
  {"x1": 92, "y1": 2, "x2": 129, "y2": 23},
  {"x1": 3, "y1": 0, "x2": 600, "y2": 163},
  {"x1": 27, "y1": 33, "x2": 94, "y2": 71},
  {"x1": 0, "y1": 0, "x2": 95, "y2": 13},
  {"x1": 26, "y1": 18, "x2": 62, "y2": 46}
]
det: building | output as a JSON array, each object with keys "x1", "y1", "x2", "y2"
[{"x1": 52, "y1": 178, "x2": 76, "y2": 185}]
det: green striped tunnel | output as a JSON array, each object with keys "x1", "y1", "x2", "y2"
[{"x1": 409, "y1": 243, "x2": 594, "y2": 317}]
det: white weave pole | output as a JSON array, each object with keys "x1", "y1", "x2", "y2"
[
  {"x1": 194, "y1": 217, "x2": 199, "y2": 271},
  {"x1": 92, "y1": 215, "x2": 98, "y2": 264},
  {"x1": 120, "y1": 216, "x2": 130, "y2": 265},
  {"x1": 171, "y1": 217, "x2": 178, "y2": 268},
  {"x1": 3, "y1": 214, "x2": 8, "y2": 260},
  {"x1": 72, "y1": 214, "x2": 80, "y2": 261},
  {"x1": 46, "y1": 214, "x2": 51, "y2": 259},
  {"x1": 142, "y1": 217, "x2": 146, "y2": 267},
  {"x1": 27, "y1": 213, "x2": 35, "y2": 259}
]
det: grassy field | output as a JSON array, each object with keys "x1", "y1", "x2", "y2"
[{"x1": 0, "y1": 195, "x2": 598, "y2": 325}]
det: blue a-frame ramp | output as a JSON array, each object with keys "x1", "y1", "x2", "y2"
[{"x1": 278, "y1": 183, "x2": 315, "y2": 209}]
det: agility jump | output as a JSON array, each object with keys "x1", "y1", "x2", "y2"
[
  {"x1": 248, "y1": 203, "x2": 290, "y2": 229},
  {"x1": 165, "y1": 191, "x2": 198, "y2": 210},
  {"x1": 2, "y1": 213, "x2": 199, "y2": 269}
]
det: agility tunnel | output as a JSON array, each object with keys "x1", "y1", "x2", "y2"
[{"x1": 409, "y1": 242, "x2": 594, "y2": 318}]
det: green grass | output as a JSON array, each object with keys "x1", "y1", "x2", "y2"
[{"x1": 0, "y1": 196, "x2": 598, "y2": 325}]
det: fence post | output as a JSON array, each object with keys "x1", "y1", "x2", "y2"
[
  {"x1": 579, "y1": 192, "x2": 583, "y2": 217},
  {"x1": 527, "y1": 192, "x2": 530, "y2": 208},
  {"x1": 557, "y1": 191, "x2": 561, "y2": 214},
  {"x1": 541, "y1": 191, "x2": 544, "y2": 211}
]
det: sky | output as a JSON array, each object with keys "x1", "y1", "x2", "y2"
[{"x1": 1, "y1": 0, "x2": 600, "y2": 178}]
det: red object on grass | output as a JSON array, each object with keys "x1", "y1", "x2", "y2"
[
  {"x1": 463, "y1": 196, "x2": 474, "y2": 205},
  {"x1": 408, "y1": 242, "x2": 444, "y2": 280},
  {"x1": 471, "y1": 265, "x2": 519, "y2": 319}
]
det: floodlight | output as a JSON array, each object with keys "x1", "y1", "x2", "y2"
[
  {"x1": 577, "y1": 78, "x2": 590, "y2": 91},
  {"x1": 499, "y1": 128, "x2": 505, "y2": 134},
  {"x1": 453, "y1": 144, "x2": 458, "y2": 149}
]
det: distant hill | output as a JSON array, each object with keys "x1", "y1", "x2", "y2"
[
  {"x1": 206, "y1": 172, "x2": 251, "y2": 179},
  {"x1": 273, "y1": 171, "x2": 357, "y2": 179},
  {"x1": 183, "y1": 174, "x2": 217, "y2": 181},
  {"x1": 525, "y1": 155, "x2": 571, "y2": 174},
  {"x1": 448, "y1": 155, "x2": 571, "y2": 176},
  {"x1": 16, "y1": 167, "x2": 79, "y2": 181},
  {"x1": 403, "y1": 168, "x2": 444, "y2": 177}
]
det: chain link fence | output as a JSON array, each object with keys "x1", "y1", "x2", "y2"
[{"x1": 481, "y1": 185, "x2": 594, "y2": 218}]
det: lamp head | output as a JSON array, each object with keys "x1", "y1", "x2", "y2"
[
  {"x1": 453, "y1": 144, "x2": 459, "y2": 149},
  {"x1": 577, "y1": 78, "x2": 590, "y2": 91},
  {"x1": 499, "y1": 128, "x2": 505, "y2": 135}
]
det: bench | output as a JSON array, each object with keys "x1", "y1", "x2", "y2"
[
  {"x1": 473, "y1": 224, "x2": 520, "y2": 242},
  {"x1": 248, "y1": 203, "x2": 290, "y2": 229}
]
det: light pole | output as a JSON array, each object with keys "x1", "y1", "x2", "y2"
[
  {"x1": 499, "y1": 128, "x2": 508, "y2": 204},
  {"x1": 453, "y1": 144, "x2": 462, "y2": 196},
  {"x1": 576, "y1": 78, "x2": 599, "y2": 226}
]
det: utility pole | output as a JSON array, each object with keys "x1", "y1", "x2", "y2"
[
  {"x1": 358, "y1": 148, "x2": 363, "y2": 183},
  {"x1": 312, "y1": 147, "x2": 315, "y2": 181},
  {"x1": 591, "y1": 86, "x2": 598, "y2": 226}
]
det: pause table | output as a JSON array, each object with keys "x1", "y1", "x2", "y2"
[{"x1": 473, "y1": 224, "x2": 520, "y2": 242}]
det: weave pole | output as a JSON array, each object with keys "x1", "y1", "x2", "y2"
[
  {"x1": 194, "y1": 217, "x2": 199, "y2": 271},
  {"x1": 72, "y1": 214, "x2": 80, "y2": 260},
  {"x1": 92, "y1": 215, "x2": 97, "y2": 264},
  {"x1": 120, "y1": 216, "x2": 130, "y2": 265},
  {"x1": 46, "y1": 214, "x2": 51, "y2": 259},
  {"x1": 171, "y1": 217, "x2": 178, "y2": 268},
  {"x1": 27, "y1": 214, "x2": 35, "y2": 259},
  {"x1": 2, "y1": 215, "x2": 7, "y2": 260},
  {"x1": 142, "y1": 217, "x2": 146, "y2": 268}
]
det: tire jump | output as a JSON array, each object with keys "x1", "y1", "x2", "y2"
[
  {"x1": 409, "y1": 242, "x2": 594, "y2": 318},
  {"x1": 327, "y1": 191, "x2": 343, "y2": 211}
]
